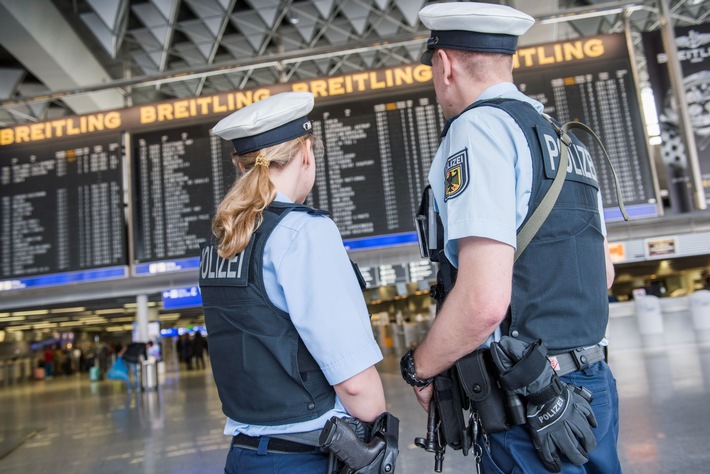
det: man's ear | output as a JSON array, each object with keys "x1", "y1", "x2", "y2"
[{"x1": 437, "y1": 49, "x2": 453, "y2": 84}]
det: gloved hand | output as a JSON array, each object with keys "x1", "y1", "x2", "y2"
[{"x1": 490, "y1": 337, "x2": 597, "y2": 472}]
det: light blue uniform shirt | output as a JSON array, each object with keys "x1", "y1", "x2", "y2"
[
  {"x1": 224, "y1": 192, "x2": 383, "y2": 436},
  {"x1": 428, "y1": 82, "x2": 607, "y2": 268}
]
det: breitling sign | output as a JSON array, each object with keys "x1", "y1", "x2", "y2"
[
  {"x1": 0, "y1": 34, "x2": 624, "y2": 147},
  {"x1": 0, "y1": 64, "x2": 432, "y2": 147}
]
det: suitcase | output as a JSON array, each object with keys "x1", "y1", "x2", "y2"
[
  {"x1": 89, "y1": 365, "x2": 100, "y2": 381},
  {"x1": 142, "y1": 361, "x2": 157, "y2": 390}
]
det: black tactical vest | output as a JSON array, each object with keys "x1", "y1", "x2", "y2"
[
  {"x1": 439, "y1": 99, "x2": 608, "y2": 352},
  {"x1": 198, "y1": 202, "x2": 335, "y2": 425}
]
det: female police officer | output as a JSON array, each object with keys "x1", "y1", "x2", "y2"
[{"x1": 200, "y1": 91, "x2": 386, "y2": 473}]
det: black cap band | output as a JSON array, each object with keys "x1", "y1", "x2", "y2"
[
  {"x1": 231, "y1": 117, "x2": 313, "y2": 154},
  {"x1": 422, "y1": 29, "x2": 519, "y2": 65}
]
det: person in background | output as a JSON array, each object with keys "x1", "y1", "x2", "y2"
[
  {"x1": 400, "y1": 3, "x2": 621, "y2": 473},
  {"x1": 147, "y1": 340, "x2": 161, "y2": 361},
  {"x1": 177, "y1": 334, "x2": 193, "y2": 370},
  {"x1": 119, "y1": 341, "x2": 147, "y2": 392},
  {"x1": 43, "y1": 346, "x2": 54, "y2": 378},
  {"x1": 200, "y1": 91, "x2": 387, "y2": 473},
  {"x1": 98, "y1": 343, "x2": 110, "y2": 379},
  {"x1": 192, "y1": 331, "x2": 206, "y2": 370}
]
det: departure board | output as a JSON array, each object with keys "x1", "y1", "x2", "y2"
[
  {"x1": 131, "y1": 124, "x2": 235, "y2": 267},
  {"x1": 308, "y1": 92, "x2": 444, "y2": 241},
  {"x1": 0, "y1": 134, "x2": 126, "y2": 283},
  {"x1": 514, "y1": 34, "x2": 658, "y2": 220}
]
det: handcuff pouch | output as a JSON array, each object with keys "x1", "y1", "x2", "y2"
[{"x1": 456, "y1": 349, "x2": 510, "y2": 434}]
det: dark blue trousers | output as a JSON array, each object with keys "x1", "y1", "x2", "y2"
[
  {"x1": 224, "y1": 438, "x2": 329, "y2": 474},
  {"x1": 481, "y1": 361, "x2": 622, "y2": 473}
]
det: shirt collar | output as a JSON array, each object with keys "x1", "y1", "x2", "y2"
[
  {"x1": 274, "y1": 191, "x2": 293, "y2": 203},
  {"x1": 477, "y1": 82, "x2": 518, "y2": 101},
  {"x1": 440, "y1": 82, "x2": 544, "y2": 137}
]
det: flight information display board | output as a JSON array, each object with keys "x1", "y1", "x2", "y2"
[
  {"x1": 514, "y1": 33, "x2": 658, "y2": 220},
  {"x1": 130, "y1": 34, "x2": 658, "y2": 274},
  {"x1": 308, "y1": 92, "x2": 444, "y2": 246},
  {"x1": 0, "y1": 134, "x2": 127, "y2": 288},
  {"x1": 131, "y1": 123, "x2": 235, "y2": 273}
]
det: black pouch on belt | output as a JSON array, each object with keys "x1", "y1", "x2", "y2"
[
  {"x1": 433, "y1": 368, "x2": 470, "y2": 453},
  {"x1": 456, "y1": 349, "x2": 510, "y2": 434}
]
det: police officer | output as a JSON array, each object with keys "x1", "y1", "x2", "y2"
[
  {"x1": 400, "y1": 3, "x2": 621, "y2": 473},
  {"x1": 200, "y1": 91, "x2": 386, "y2": 473}
]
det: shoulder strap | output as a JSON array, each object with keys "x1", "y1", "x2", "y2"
[{"x1": 514, "y1": 116, "x2": 630, "y2": 262}]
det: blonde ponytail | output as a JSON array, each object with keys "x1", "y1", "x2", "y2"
[{"x1": 212, "y1": 135, "x2": 311, "y2": 259}]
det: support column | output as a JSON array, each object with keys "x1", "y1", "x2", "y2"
[{"x1": 135, "y1": 294, "x2": 150, "y2": 342}]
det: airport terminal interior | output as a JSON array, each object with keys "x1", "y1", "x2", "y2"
[{"x1": 2, "y1": 0, "x2": 710, "y2": 473}]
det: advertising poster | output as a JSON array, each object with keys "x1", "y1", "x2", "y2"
[{"x1": 643, "y1": 24, "x2": 710, "y2": 207}]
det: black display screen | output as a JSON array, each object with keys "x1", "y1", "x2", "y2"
[
  {"x1": 131, "y1": 123, "x2": 236, "y2": 265},
  {"x1": 308, "y1": 91, "x2": 444, "y2": 241},
  {"x1": 1, "y1": 34, "x2": 656, "y2": 283},
  {"x1": 0, "y1": 134, "x2": 126, "y2": 281},
  {"x1": 514, "y1": 34, "x2": 658, "y2": 220}
]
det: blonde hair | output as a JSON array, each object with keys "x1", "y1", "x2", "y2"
[{"x1": 212, "y1": 135, "x2": 312, "y2": 259}]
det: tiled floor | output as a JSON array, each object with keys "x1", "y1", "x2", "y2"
[{"x1": 1, "y1": 341, "x2": 709, "y2": 473}]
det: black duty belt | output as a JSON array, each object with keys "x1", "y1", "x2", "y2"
[
  {"x1": 232, "y1": 433, "x2": 322, "y2": 454},
  {"x1": 548, "y1": 345, "x2": 606, "y2": 377}
]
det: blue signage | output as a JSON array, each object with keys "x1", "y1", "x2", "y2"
[
  {"x1": 0, "y1": 266, "x2": 128, "y2": 292},
  {"x1": 162, "y1": 286, "x2": 203, "y2": 309}
]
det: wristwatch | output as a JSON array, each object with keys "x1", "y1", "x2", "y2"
[{"x1": 400, "y1": 349, "x2": 434, "y2": 387}]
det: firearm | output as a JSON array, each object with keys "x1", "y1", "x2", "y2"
[
  {"x1": 320, "y1": 416, "x2": 389, "y2": 473},
  {"x1": 415, "y1": 400, "x2": 446, "y2": 472}
]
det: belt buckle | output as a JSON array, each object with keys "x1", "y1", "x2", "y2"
[{"x1": 571, "y1": 347, "x2": 592, "y2": 371}]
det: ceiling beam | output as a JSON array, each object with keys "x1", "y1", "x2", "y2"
[{"x1": 0, "y1": 0, "x2": 124, "y2": 118}]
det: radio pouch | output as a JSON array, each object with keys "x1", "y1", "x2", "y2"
[
  {"x1": 455, "y1": 349, "x2": 510, "y2": 434},
  {"x1": 433, "y1": 368, "x2": 471, "y2": 454}
]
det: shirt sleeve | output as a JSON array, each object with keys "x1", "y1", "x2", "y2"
[
  {"x1": 441, "y1": 107, "x2": 530, "y2": 258},
  {"x1": 272, "y1": 215, "x2": 382, "y2": 386}
]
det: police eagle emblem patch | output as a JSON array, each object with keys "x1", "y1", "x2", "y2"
[{"x1": 444, "y1": 149, "x2": 469, "y2": 201}]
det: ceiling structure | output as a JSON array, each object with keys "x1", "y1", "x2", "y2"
[
  {"x1": 0, "y1": 0, "x2": 708, "y2": 128},
  {"x1": 0, "y1": 0, "x2": 708, "y2": 338}
]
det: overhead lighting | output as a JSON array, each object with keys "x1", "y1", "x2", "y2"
[
  {"x1": 32, "y1": 322, "x2": 58, "y2": 329},
  {"x1": 538, "y1": 4, "x2": 644, "y2": 25},
  {"x1": 159, "y1": 313, "x2": 181, "y2": 320},
  {"x1": 79, "y1": 317, "x2": 107, "y2": 324},
  {"x1": 6, "y1": 325, "x2": 32, "y2": 331},
  {"x1": 0, "y1": 312, "x2": 10, "y2": 317},
  {"x1": 0, "y1": 316, "x2": 26, "y2": 322},
  {"x1": 124, "y1": 302, "x2": 157, "y2": 308},
  {"x1": 94, "y1": 308, "x2": 124, "y2": 315},
  {"x1": 50, "y1": 307, "x2": 86, "y2": 314},
  {"x1": 12, "y1": 309, "x2": 49, "y2": 316},
  {"x1": 106, "y1": 324, "x2": 134, "y2": 332},
  {"x1": 540, "y1": 8, "x2": 624, "y2": 24},
  {"x1": 111, "y1": 316, "x2": 136, "y2": 323}
]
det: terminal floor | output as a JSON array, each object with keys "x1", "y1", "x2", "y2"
[{"x1": 1, "y1": 342, "x2": 710, "y2": 474}]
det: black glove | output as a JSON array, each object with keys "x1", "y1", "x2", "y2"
[{"x1": 490, "y1": 337, "x2": 597, "y2": 472}]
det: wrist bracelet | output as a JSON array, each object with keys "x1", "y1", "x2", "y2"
[{"x1": 400, "y1": 349, "x2": 434, "y2": 387}]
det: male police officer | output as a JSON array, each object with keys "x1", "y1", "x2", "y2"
[{"x1": 400, "y1": 3, "x2": 621, "y2": 473}]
